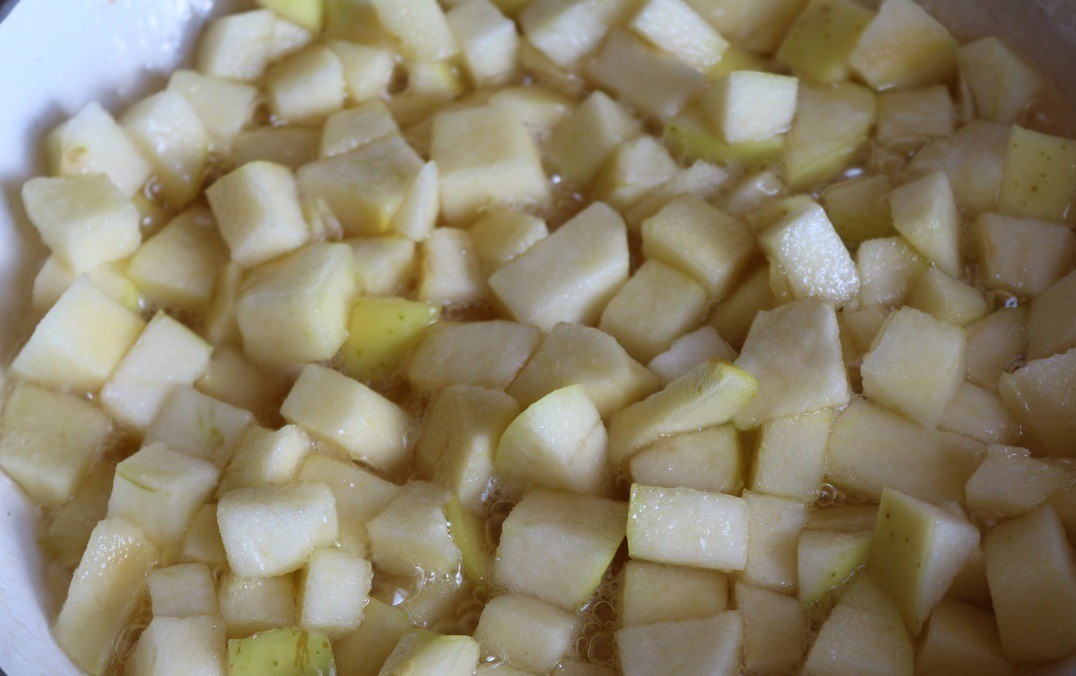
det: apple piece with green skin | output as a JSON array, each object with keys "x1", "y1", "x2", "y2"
[
  {"x1": 868, "y1": 487, "x2": 980, "y2": 635},
  {"x1": 665, "y1": 110, "x2": 786, "y2": 169},
  {"x1": 227, "y1": 628, "x2": 335, "y2": 675},
  {"x1": 380, "y1": 630, "x2": 479, "y2": 676},
  {"x1": 998, "y1": 126, "x2": 1076, "y2": 224},
  {"x1": 340, "y1": 298, "x2": 440, "y2": 382},
  {"x1": 259, "y1": 0, "x2": 324, "y2": 32},
  {"x1": 797, "y1": 529, "x2": 871, "y2": 605}
]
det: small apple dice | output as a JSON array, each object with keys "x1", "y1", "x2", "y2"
[
  {"x1": 628, "y1": 484, "x2": 747, "y2": 572},
  {"x1": 46, "y1": 101, "x2": 152, "y2": 196},
  {"x1": 107, "y1": 443, "x2": 220, "y2": 551},
  {"x1": 217, "y1": 482, "x2": 337, "y2": 578},
  {"x1": 196, "y1": 10, "x2": 276, "y2": 81},
  {"x1": 997, "y1": 126, "x2": 1076, "y2": 223},
  {"x1": 975, "y1": 213, "x2": 1075, "y2": 298},
  {"x1": 408, "y1": 320, "x2": 542, "y2": 393},
  {"x1": 447, "y1": 0, "x2": 519, "y2": 87},
  {"x1": 146, "y1": 387, "x2": 254, "y2": 466},
  {"x1": 207, "y1": 161, "x2": 309, "y2": 267},
  {"x1": 416, "y1": 228, "x2": 485, "y2": 306},
  {"x1": 473, "y1": 594, "x2": 578, "y2": 674},
  {"x1": 733, "y1": 298, "x2": 849, "y2": 428},
  {"x1": 333, "y1": 599, "x2": 411, "y2": 676},
  {"x1": 959, "y1": 37, "x2": 1044, "y2": 124},
  {"x1": 128, "y1": 616, "x2": 225, "y2": 676},
  {"x1": 1028, "y1": 271, "x2": 1076, "y2": 359},
  {"x1": 236, "y1": 242, "x2": 356, "y2": 367},
  {"x1": 0, "y1": 382, "x2": 111, "y2": 507},
  {"x1": 496, "y1": 385, "x2": 607, "y2": 496},
  {"x1": 166, "y1": 69, "x2": 258, "y2": 150},
  {"x1": 548, "y1": 91, "x2": 641, "y2": 185},
  {"x1": 217, "y1": 425, "x2": 311, "y2": 495},
  {"x1": 905, "y1": 268, "x2": 989, "y2": 327},
  {"x1": 869, "y1": 488, "x2": 980, "y2": 634},
  {"x1": 54, "y1": 519, "x2": 159, "y2": 675},
  {"x1": 370, "y1": 0, "x2": 458, "y2": 61},
  {"x1": 628, "y1": 425, "x2": 742, "y2": 494},
  {"x1": 101, "y1": 312, "x2": 212, "y2": 430},
  {"x1": 743, "y1": 491, "x2": 807, "y2": 593},
  {"x1": 785, "y1": 82, "x2": 875, "y2": 190},
  {"x1": 849, "y1": 0, "x2": 957, "y2": 90},
  {"x1": 704, "y1": 71, "x2": 798, "y2": 144},
  {"x1": 999, "y1": 349, "x2": 1076, "y2": 458},
  {"x1": 299, "y1": 548, "x2": 373, "y2": 638},
  {"x1": 628, "y1": 0, "x2": 728, "y2": 73},
  {"x1": 494, "y1": 488, "x2": 626, "y2": 611},
  {"x1": 121, "y1": 91, "x2": 209, "y2": 208},
  {"x1": 750, "y1": 409, "x2": 833, "y2": 502},
  {"x1": 227, "y1": 628, "x2": 335, "y2": 676},
  {"x1": 608, "y1": 359, "x2": 757, "y2": 468},
  {"x1": 797, "y1": 529, "x2": 872, "y2": 605},
  {"x1": 776, "y1": 0, "x2": 873, "y2": 84},
  {"x1": 368, "y1": 481, "x2": 461, "y2": 578},
  {"x1": 297, "y1": 454, "x2": 399, "y2": 555},
  {"x1": 618, "y1": 611, "x2": 743, "y2": 676},
  {"x1": 621, "y1": 561, "x2": 727, "y2": 627},
  {"x1": 148, "y1": 563, "x2": 217, "y2": 618},
  {"x1": 22, "y1": 174, "x2": 140, "y2": 273},
  {"x1": 379, "y1": 631, "x2": 478, "y2": 676},
  {"x1": 432, "y1": 105, "x2": 549, "y2": 223},
  {"x1": 265, "y1": 45, "x2": 345, "y2": 123},
  {"x1": 736, "y1": 582, "x2": 806, "y2": 674},
  {"x1": 889, "y1": 171, "x2": 962, "y2": 277},
  {"x1": 917, "y1": 599, "x2": 1014, "y2": 675},
  {"x1": 520, "y1": 0, "x2": 633, "y2": 68}
]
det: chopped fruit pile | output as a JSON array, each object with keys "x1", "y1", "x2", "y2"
[{"x1": 2, "y1": 0, "x2": 1076, "y2": 674}]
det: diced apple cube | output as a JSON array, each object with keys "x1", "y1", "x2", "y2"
[
  {"x1": 998, "y1": 348, "x2": 1076, "y2": 457},
  {"x1": 127, "y1": 207, "x2": 228, "y2": 313},
  {"x1": 490, "y1": 203, "x2": 629, "y2": 332},
  {"x1": 918, "y1": 599, "x2": 1014, "y2": 676},
  {"x1": 22, "y1": 174, "x2": 140, "y2": 274},
  {"x1": 735, "y1": 583, "x2": 805, "y2": 674},
  {"x1": 495, "y1": 488, "x2": 626, "y2": 610},
  {"x1": 628, "y1": 484, "x2": 747, "y2": 572},
  {"x1": 628, "y1": 425, "x2": 741, "y2": 494},
  {"x1": 641, "y1": 196, "x2": 755, "y2": 300},
  {"x1": 236, "y1": 242, "x2": 356, "y2": 367},
  {"x1": 128, "y1": 615, "x2": 225, "y2": 676},
  {"x1": 122, "y1": 91, "x2": 209, "y2": 208},
  {"x1": 146, "y1": 387, "x2": 254, "y2": 466},
  {"x1": 0, "y1": 382, "x2": 110, "y2": 507},
  {"x1": 984, "y1": 505, "x2": 1076, "y2": 663},
  {"x1": 196, "y1": 10, "x2": 276, "y2": 81},
  {"x1": 785, "y1": 82, "x2": 875, "y2": 190},
  {"x1": 591, "y1": 136, "x2": 678, "y2": 211},
  {"x1": 380, "y1": 631, "x2": 478, "y2": 676},
  {"x1": 299, "y1": 548, "x2": 373, "y2": 638},
  {"x1": 599, "y1": 260, "x2": 709, "y2": 363},
  {"x1": 266, "y1": 15, "x2": 314, "y2": 62},
  {"x1": 409, "y1": 320, "x2": 542, "y2": 393},
  {"x1": 348, "y1": 237, "x2": 416, "y2": 298},
  {"x1": 333, "y1": 599, "x2": 412, "y2": 676},
  {"x1": 217, "y1": 425, "x2": 311, "y2": 495},
  {"x1": 330, "y1": 41, "x2": 394, "y2": 104},
  {"x1": 625, "y1": 160, "x2": 729, "y2": 228},
  {"x1": 621, "y1": 560, "x2": 727, "y2": 628},
  {"x1": 496, "y1": 385, "x2": 607, "y2": 496},
  {"x1": 418, "y1": 385, "x2": 518, "y2": 512},
  {"x1": 548, "y1": 91, "x2": 641, "y2": 185},
  {"x1": 938, "y1": 382, "x2": 1018, "y2": 445},
  {"x1": 321, "y1": 101, "x2": 399, "y2": 158},
  {"x1": 648, "y1": 326, "x2": 737, "y2": 384},
  {"x1": 12, "y1": 274, "x2": 146, "y2": 391},
  {"x1": 417, "y1": 228, "x2": 486, "y2": 306},
  {"x1": 520, "y1": 0, "x2": 634, "y2": 68},
  {"x1": 826, "y1": 399, "x2": 984, "y2": 505},
  {"x1": 862, "y1": 306, "x2": 965, "y2": 429},
  {"x1": 905, "y1": 268, "x2": 989, "y2": 327},
  {"x1": 297, "y1": 454, "x2": 399, "y2": 555},
  {"x1": 965, "y1": 308, "x2": 1028, "y2": 389},
  {"x1": 148, "y1": 563, "x2": 218, "y2": 618},
  {"x1": 733, "y1": 298, "x2": 848, "y2": 428},
  {"x1": 196, "y1": 345, "x2": 287, "y2": 423},
  {"x1": 849, "y1": 0, "x2": 957, "y2": 90},
  {"x1": 976, "y1": 213, "x2": 1075, "y2": 298},
  {"x1": 908, "y1": 120, "x2": 1010, "y2": 217},
  {"x1": 100, "y1": 312, "x2": 212, "y2": 429},
  {"x1": 959, "y1": 37, "x2": 1044, "y2": 124},
  {"x1": 890, "y1": 172, "x2": 962, "y2": 277},
  {"x1": 207, "y1": 161, "x2": 309, "y2": 268},
  {"x1": 182, "y1": 503, "x2": 227, "y2": 567},
  {"x1": 855, "y1": 237, "x2": 928, "y2": 307},
  {"x1": 53, "y1": 519, "x2": 159, "y2": 675},
  {"x1": 618, "y1": 611, "x2": 743, "y2": 676},
  {"x1": 218, "y1": 482, "x2": 337, "y2": 578},
  {"x1": 966, "y1": 445, "x2": 1067, "y2": 521},
  {"x1": 46, "y1": 101, "x2": 152, "y2": 197},
  {"x1": 469, "y1": 207, "x2": 549, "y2": 272},
  {"x1": 166, "y1": 70, "x2": 258, "y2": 150},
  {"x1": 822, "y1": 175, "x2": 895, "y2": 246},
  {"x1": 609, "y1": 359, "x2": 757, "y2": 468},
  {"x1": 474, "y1": 594, "x2": 578, "y2": 673},
  {"x1": 797, "y1": 529, "x2": 872, "y2": 605},
  {"x1": 298, "y1": 135, "x2": 425, "y2": 236},
  {"x1": 629, "y1": 0, "x2": 728, "y2": 72},
  {"x1": 371, "y1": 0, "x2": 457, "y2": 61},
  {"x1": 750, "y1": 409, "x2": 833, "y2": 503},
  {"x1": 876, "y1": 86, "x2": 954, "y2": 152},
  {"x1": 367, "y1": 481, "x2": 461, "y2": 578},
  {"x1": 776, "y1": 0, "x2": 873, "y2": 84},
  {"x1": 586, "y1": 30, "x2": 707, "y2": 121},
  {"x1": 998, "y1": 126, "x2": 1076, "y2": 223},
  {"x1": 708, "y1": 266, "x2": 775, "y2": 348},
  {"x1": 266, "y1": 46, "x2": 346, "y2": 124},
  {"x1": 803, "y1": 573, "x2": 913, "y2": 674},
  {"x1": 432, "y1": 105, "x2": 549, "y2": 223},
  {"x1": 869, "y1": 488, "x2": 980, "y2": 634},
  {"x1": 260, "y1": 0, "x2": 323, "y2": 32},
  {"x1": 340, "y1": 298, "x2": 439, "y2": 383},
  {"x1": 107, "y1": 442, "x2": 220, "y2": 551},
  {"x1": 743, "y1": 491, "x2": 807, "y2": 592},
  {"x1": 227, "y1": 627, "x2": 334, "y2": 675},
  {"x1": 447, "y1": 0, "x2": 519, "y2": 87},
  {"x1": 219, "y1": 573, "x2": 295, "y2": 637},
  {"x1": 704, "y1": 71, "x2": 798, "y2": 145}
]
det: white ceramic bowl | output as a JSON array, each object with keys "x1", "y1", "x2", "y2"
[{"x1": 1, "y1": 1, "x2": 1075, "y2": 674}]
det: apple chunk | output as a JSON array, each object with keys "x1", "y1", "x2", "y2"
[{"x1": 628, "y1": 484, "x2": 747, "y2": 572}]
